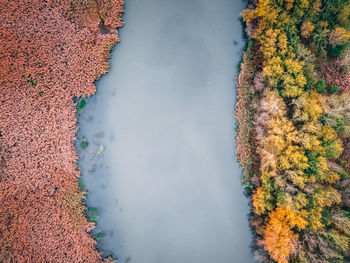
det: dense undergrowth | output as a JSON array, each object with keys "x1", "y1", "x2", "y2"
[{"x1": 236, "y1": 0, "x2": 350, "y2": 262}]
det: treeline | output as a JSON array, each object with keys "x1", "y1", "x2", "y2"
[{"x1": 237, "y1": 0, "x2": 350, "y2": 262}]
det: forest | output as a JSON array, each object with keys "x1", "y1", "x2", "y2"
[{"x1": 236, "y1": 0, "x2": 350, "y2": 262}]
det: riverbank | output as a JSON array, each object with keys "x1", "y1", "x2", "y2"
[
  {"x1": 236, "y1": 1, "x2": 350, "y2": 262},
  {"x1": 0, "y1": 1, "x2": 123, "y2": 262}
]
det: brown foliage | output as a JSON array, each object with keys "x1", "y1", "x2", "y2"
[
  {"x1": 301, "y1": 21, "x2": 315, "y2": 38},
  {"x1": 0, "y1": 0, "x2": 123, "y2": 262},
  {"x1": 254, "y1": 71, "x2": 265, "y2": 92},
  {"x1": 321, "y1": 58, "x2": 350, "y2": 92},
  {"x1": 236, "y1": 51, "x2": 260, "y2": 186}
]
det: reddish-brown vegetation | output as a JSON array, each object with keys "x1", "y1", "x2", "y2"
[
  {"x1": 321, "y1": 56, "x2": 350, "y2": 92},
  {"x1": 235, "y1": 53, "x2": 260, "y2": 191},
  {"x1": 0, "y1": 0, "x2": 123, "y2": 262}
]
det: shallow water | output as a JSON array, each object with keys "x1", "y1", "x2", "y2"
[{"x1": 77, "y1": 0, "x2": 252, "y2": 262}]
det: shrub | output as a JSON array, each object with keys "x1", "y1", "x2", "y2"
[
  {"x1": 78, "y1": 178, "x2": 85, "y2": 190},
  {"x1": 338, "y1": 171, "x2": 349, "y2": 180},
  {"x1": 328, "y1": 44, "x2": 348, "y2": 57},
  {"x1": 324, "y1": 139, "x2": 343, "y2": 159},
  {"x1": 88, "y1": 215, "x2": 99, "y2": 222},
  {"x1": 76, "y1": 97, "x2": 87, "y2": 115},
  {"x1": 339, "y1": 159, "x2": 347, "y2": 167},
  {"x1": 86, "y1": 207, "x2": 99, "y2": 222},
  {"x1": 321, "y1": 209, "x2": 332, "y2": 226},
  {"x1": 80, "y1": 136, "x2": 89, "y2": 149},
  {"x1": 316, "y1": 79, "x2": 327, "y2": 94},
  {"x1": 95, "y1": 232, "x2": 105, "y2": 240},
  {"x1": 313, "y1": 28, "x2": 329, "y2": 56},
  {"x1": 87, "y1": 207, "x2": 97, "y2": 214},
  {"x1": 76, "y1": 98, "x2": 87, "y2": 110},
  {"x1": 329, "y1": 84, "x2": 339, "y2": 94}
]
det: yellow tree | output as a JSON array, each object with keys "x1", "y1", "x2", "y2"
[
  {"x1": 329, "y1": 27, "x2": 350, "y2": 46},
  {"x1": 307, "y1": 186, "x2": 341, "y2": 230},
  {"x1": 301, "y1": 21, "x2": 315, "y2": 38},
  {"x1": 264, "y1": 207, "x2": 307, "y2": 263},
  {"x1": 293, "y1": 91, "x2": 323, "y2": 122},
  {"x1": 253, "y1": 186, "x2": 274, "y2": 215}
]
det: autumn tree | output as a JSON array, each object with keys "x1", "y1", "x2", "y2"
[
  {"x1": 240, "y1": 1, "x2": 350, "y2": 262},
  {"x1": 301, "y1": 21, "x2": 315, "y2": 38},
  {"x1": 329, "y1": 27, "x2": 350, "y2": 46},
  {"x1": 264, "y1": 207, "x2": 307, "y2": 263}
]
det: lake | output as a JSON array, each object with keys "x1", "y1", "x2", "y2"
[{"x1": 77, "y1": 0, "x2": 253, "y2": 262}]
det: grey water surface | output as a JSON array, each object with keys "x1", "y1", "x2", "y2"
[{"x1": 76, "y1": 0, "x2": 253, "y2": 262}]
